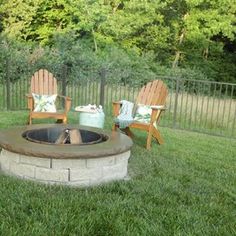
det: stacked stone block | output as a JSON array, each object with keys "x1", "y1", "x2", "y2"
[{"x1": 0, "y1": 149, "x2": 130, "y2": 186}]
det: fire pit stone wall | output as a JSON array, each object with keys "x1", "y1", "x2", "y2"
[{"x1": 0, "y1": 149, "x2": 130, "y2": 186}]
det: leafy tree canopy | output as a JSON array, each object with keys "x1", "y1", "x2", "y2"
[{"x1": 0, "y1": 0, "x2": 235, "y2": 82}]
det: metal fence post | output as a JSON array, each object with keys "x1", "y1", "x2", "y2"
[
  {"x1": 99, "y1": 68, "x2": 106, "y2": 107},
  {"x1": 61, "y1": 64, "x2": 67, "y2": 96},
  {"x1": 6, "y1": 56, "x2": 10, "y2": 110},
  {"x1": 172, "y1": 78, "x2": 180, "y2": 128}
]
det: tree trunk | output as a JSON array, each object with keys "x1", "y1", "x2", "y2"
[
  {"x1": 172, "y1": 31, "x2": 185, "y2": 68},
  {"x1": 172, "y1": 51, "x2": 181, "y2": 68},
  {"x1": 92, "y1": 29, "x2": 98, "y2": 52},
  {"x1": 203, "y1": 47, "x2": 209, "y2": 59},
  {"x1": 172, "y1": 14, "x2": 188, "y2": 68}
]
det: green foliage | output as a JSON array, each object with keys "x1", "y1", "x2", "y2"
[
  {"x1": 0, "y1": 33, "x2": 157, "y2": 86},
  {"x1": 153, "y1": 64, "x2": 209, "y2": 81},
  {"x1": 0, "y1": 35, "x2": 32, "y2": 83},
  {"x1": 46, "y1": 33, "x2": 157, "y2": 84},
  {"x1": 0, "y1": 0, "x2": 235, "y2": 83}
]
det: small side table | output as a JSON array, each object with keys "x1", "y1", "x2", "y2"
[{"x1": 74, "y1": 107, "x2": 105, "y2": 129}]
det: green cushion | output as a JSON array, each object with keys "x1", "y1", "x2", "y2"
[{"x1": 32, "y1": 93, "x2": 57, "y2": 112}]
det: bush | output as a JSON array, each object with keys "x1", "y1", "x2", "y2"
[{"x1": 3, "y1": 33, "x2": 158, "y2": 86}]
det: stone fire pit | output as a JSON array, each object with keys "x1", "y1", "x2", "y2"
[{"x1": 0, "y1": 124, "x2": 132, "y2": 187}]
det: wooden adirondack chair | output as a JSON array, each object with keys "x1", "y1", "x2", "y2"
[
  {"x1": 112, "y1": 80, "x2": 168, "y2": 149},
  {"x1": 26, "y1": 69, "x2": 72, "y2": 125}
]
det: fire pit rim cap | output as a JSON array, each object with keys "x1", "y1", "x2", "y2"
[{"x1": 0, "y1": 124, "x2": 133, "y2": 159}]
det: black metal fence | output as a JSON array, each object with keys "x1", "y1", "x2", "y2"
[{"x1": 0, "y1": 72, "x2": 235, "y2": 139}]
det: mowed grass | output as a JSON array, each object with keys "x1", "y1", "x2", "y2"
[{"x1": 0, "y1": 111, "x2": 235, "y2": 235}]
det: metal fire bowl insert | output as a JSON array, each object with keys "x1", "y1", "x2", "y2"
[{"x1": 22, "y1": 127, "x2": 105, "y2": 145}]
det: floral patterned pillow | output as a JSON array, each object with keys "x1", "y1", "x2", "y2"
[
  {"x1": 133, "y1": 104, "x2": 152, "y2": 123},
  {"x1": 32, "y1": 93, "x2": 57, "y2": 112}
]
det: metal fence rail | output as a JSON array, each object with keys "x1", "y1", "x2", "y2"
[{"x1": 0, "y1": 73, "x2": 235, "y2": 138}]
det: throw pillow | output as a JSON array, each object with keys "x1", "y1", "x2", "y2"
[
  {"x1": 32, "y1": 93, "x2": 57, "y2": 112},
  {"x1": 133, "y1": 104, "x2": 152, "y2": 123}
]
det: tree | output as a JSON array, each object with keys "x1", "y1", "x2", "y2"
[
  {"x1": 0, "y1": 0, "x2": 40, "y2": 40},
  {"x1": 0, "y1": 0, "x2": 235, "y2": 82},
  {"x1": 162, "y1": 0, "x2": 236, "y2": 68}
]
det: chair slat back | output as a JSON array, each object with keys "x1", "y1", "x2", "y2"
[
  {"x1": 30, "y1": 69, "x2": 57, "y2": 95},
  {"x1": 136, "y1": 80, "x2": 168, "y2": 106}
]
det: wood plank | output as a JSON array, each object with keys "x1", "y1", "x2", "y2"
[
  {"x1": 136, "y1": 86, "x2": 145, "y2": 104},
  {"x1": 129, "y1": 122, "x2": 149, "y2": 131},
  {"x1": 48, "y1": 71, "x2": 57, "y2": 94},
  {"x1": 143, "y1": 82, "x2": 152, "y2": 104},
  {"x1": 146, "y1": 80, "x2": 158, "y2": 105},
  {"x1": 30, "y1": 112, "x2": 65, "y2": 119},
  {"x1": 136, "y1": 82, "x2": 151, "y2": 104},
  {"x1": 69, "y1": 129, "x2": 82, "y2": 144},
  {"x1": 38, "y1": 69, "x2": 44, "y2": 94},
  {"x1": 43, "y1": 69, "x2": 48, "y2": 94},
  {"x1": 151, "y1": 80, "x2": 162, "y2": 104},
  {"x1": 152, "y1": 81, "x2": 168, "y2": 105},
  {"x1": 55, "y1": 130, "x2": 69, "y2": 144}
]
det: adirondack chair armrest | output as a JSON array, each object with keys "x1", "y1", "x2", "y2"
[
  {"x1": 57, "y1": 95, "x2": 72, "y2": 101},
  {"x1": 26, "y1": 94, "x2": 34, "y2": 110},
  {"x1": 149, "y1": 106, "x2": 167, "y2": 123},
  {"x1": 149, "y1": 106, "x2": 166, "y2": 124},
  {"x1": 57, "y1": 95, "x2": 72, "y2": 112},
  {"x1": 26, "y1": 94, "x2": 32, "y2": 98},
  {"x1": 150, "y1": 105, "x2": 167, "y2": 111},
  {"x1": 112, "y1": 101, "x2": 122, "y2": 105},
  {"x1": 112, "y1": 101, "x2": 122, "y2": 117}
]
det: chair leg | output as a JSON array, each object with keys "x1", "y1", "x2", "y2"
[
  {"x1": 123, "y1": 127, "x2": 134, "y2": 138},
  {"x1": 28, "y1": 115, "x2": 32, "y2": 125},
  {"x1": 152, "y1": 127, "x2": 164, "y2": 145},
  {"x1": 112, "y1": 123, "x2": 118, "y2": 131},
  {"x1": 62, "y1": 117, "x2": 67, "y2": 124},
  {"x1": 146, "y1": 125, "x2": 154, "y2": 149}
]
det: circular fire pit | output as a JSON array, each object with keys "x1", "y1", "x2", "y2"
[{"x1": 0, "y1": 124, "x2": 132, "y2": 187}]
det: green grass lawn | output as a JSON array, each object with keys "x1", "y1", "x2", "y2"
[{"x1": 0, "y1": 111, "x2": 235, "y2": 235}]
